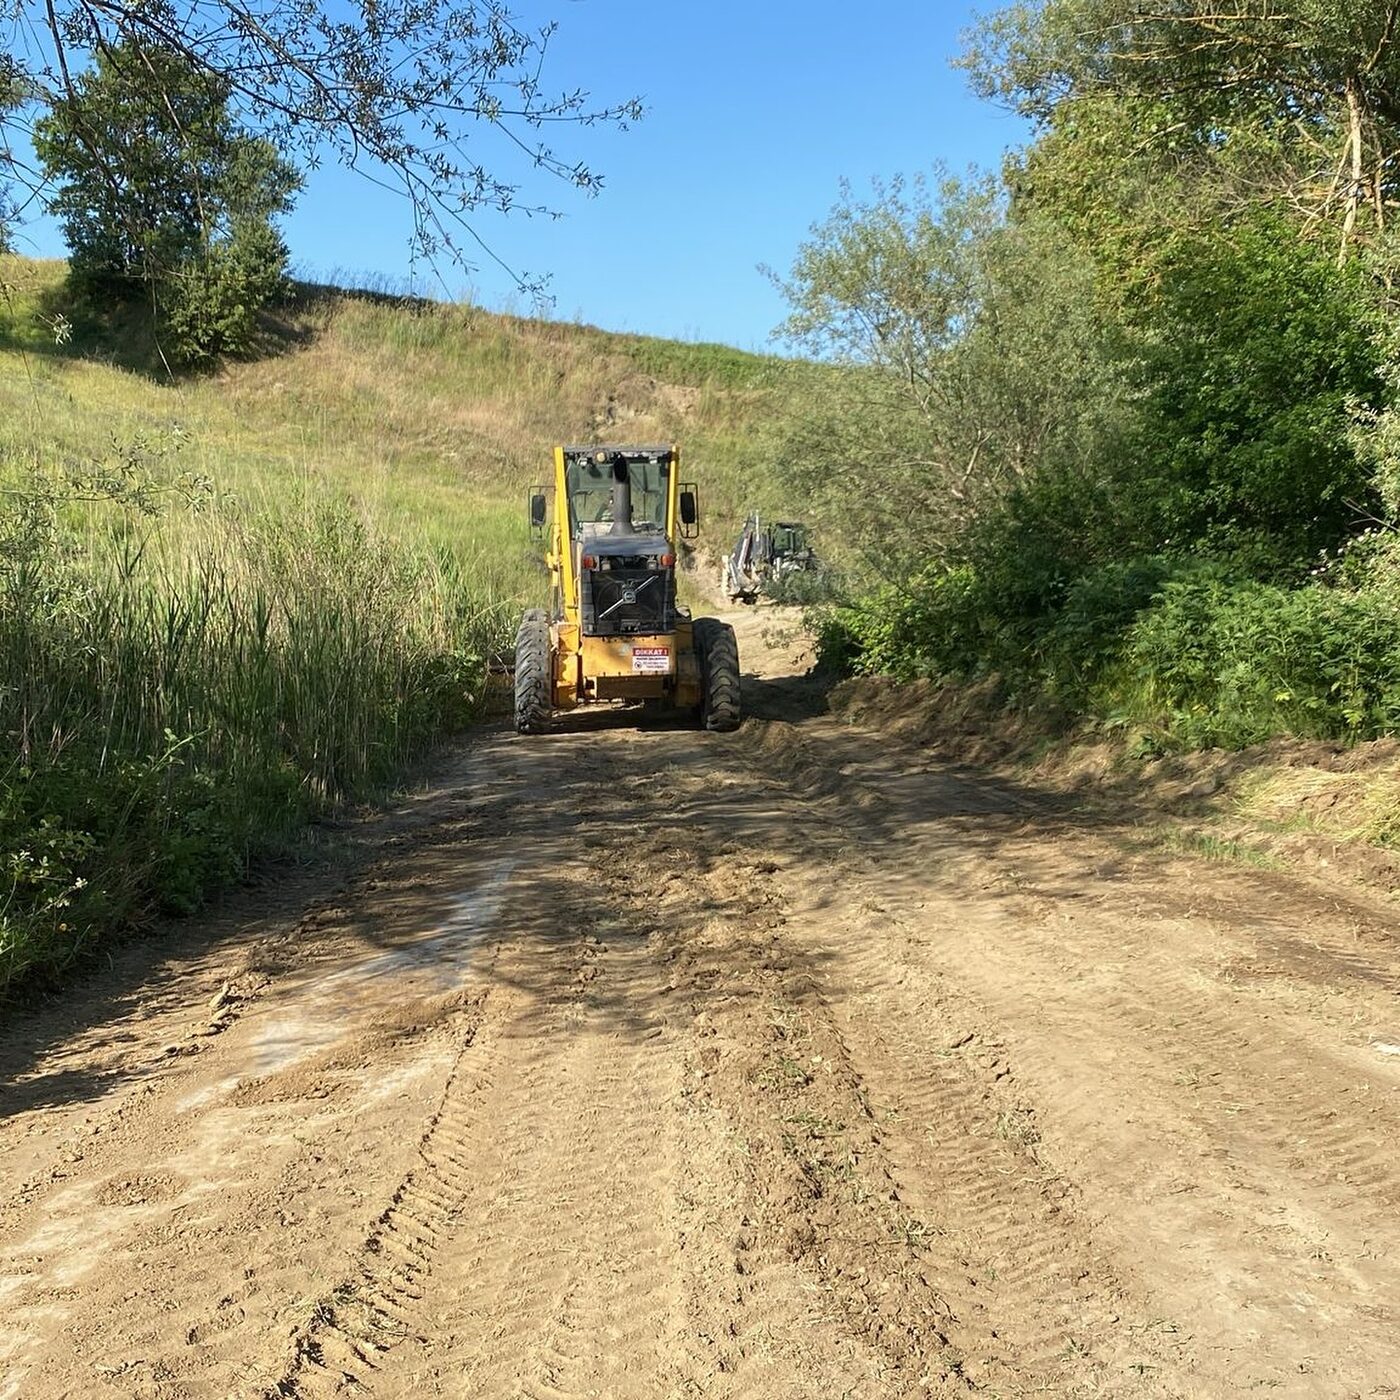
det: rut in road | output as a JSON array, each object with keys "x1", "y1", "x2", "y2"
[
  {"x1": 4, "y1": 607, "x2": 1400, "y2": 1397},
  {"x1": 573, "y1": 733, "x2": 1178, "y2": 1397},
  {"x1": 277, "y1": 837, "x2": 893, "y2": 1400},
  {"x1": 735, "y1": 666, "x2": 1400, "y2": 1393}
]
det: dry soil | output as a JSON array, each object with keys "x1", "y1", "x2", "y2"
[{"x1": 4, "y1": 607, "x2": 1400, "y2": 1398}]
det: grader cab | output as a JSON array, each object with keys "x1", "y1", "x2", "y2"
[{"x1": 514, "y1": 444, "x2": 741, "y2": 734}]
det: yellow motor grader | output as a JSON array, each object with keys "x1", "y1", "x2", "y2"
[{"x1": 514, "y1": 444, "x2": 741, "y2": 733}]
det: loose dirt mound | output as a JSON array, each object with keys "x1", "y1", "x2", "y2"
[{"x1": 832, "y1": 670, "x2": 1400, "y2": 897}]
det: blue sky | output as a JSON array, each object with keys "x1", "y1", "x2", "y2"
[{"x1": 21, "y1": 2, "x2": 1029, "y2": 351}]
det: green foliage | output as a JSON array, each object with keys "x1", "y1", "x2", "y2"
[
  {"x1": 163, "y1": 222, "x2": 293, "y2": 363},
  {"x1": 770, "y1": 172, "x2": 1129, "y2": 580},
  {"x1": 1033, "y1": 557, "x2": 1189, "y2": 701},
  {"x1": 961, "y1": 0, "x2": 1400, "y2": 269},
  {"x1": 813, "y1": 565, "x2": 991, "y2": 684},
  {"x1": 816, "y1": 552, "x2": 1176, "y2": 699},
  {"x1": 945, "y1": 213, "x2": 1388, "y2": 600},
  {"x1": 773, "y1": 170, "x2": 1003, "y2": 368},
  {"x1": 820, "y1": 551, "x2": 1400, "y2": 752},
  {"x1": 0, "y1": 473, "x2": 508, "y2": 994},
  {"x1": 1124, "y1": 574, "x2": 1400, "y2": 747},
  {"x1": 1349, "y1": 367, "x2": 1400, "y2": 519},
  {"x1": 1130, "y1": 220, "x2": 1385, "y2": 559},
  {"x1": 33, "y1": 40, "x2": 298, "y2": 362},
  {"x1": 761, "y1": 564, "x2": 844, "y2": 607},
  {"x1": 786, "y1": 6, "x2": 1400, "y2": 760}
]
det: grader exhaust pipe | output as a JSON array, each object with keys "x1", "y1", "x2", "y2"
[{"x1": 609, "y1": 455, "x2": 634, "y2": 534}]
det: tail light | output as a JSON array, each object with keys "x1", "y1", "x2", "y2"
[
  {"x1": 581, "y1": 554, "x2": 597, "y2": 569},
  {"x1": 660, "y1": 553, "x2": 675, "y2": 567}
]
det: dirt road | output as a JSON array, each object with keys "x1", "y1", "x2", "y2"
[{"x1": 4, "y1": 607, "x2": 1400, "y2": 1399}]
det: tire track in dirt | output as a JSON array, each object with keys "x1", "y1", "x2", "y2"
[
  {"x1": 278, "y1": 816, "x2": 890, "y2": 1400},
  {"x1": 252, "y1": 750, "x2": 667, "y2": 1396},
  {"x1": 822, "y1": 925, "x2": 1152, "y2": 1388},
  {"x1": 733, "y1": 699, "x2": 1400, "y2": 1391},
  {"x1": 437, "y1": 935, "x2": 685, "y2": 1399},
  {"x1": 13, "y1": 602, "x2": 1400, "y2": 1397},
  {"x1": 265, "y1": 856, "x2": 663, "y2": 1397},
  {"x1": 601, "y1": 727, "x2": 1182, "y2": 1398},
  {"x1": 469, "y1": 1048, "x2": 683, "y2": 1395},
  {"x1": 898, "y1": 857, "x2": 1400, "y2": 1220},
  {"x1": 908, "y1": 824, "x2": 1400, "y2": 1230},
  {"x1": 0, "y1": 769, "x2": 524, "y2": 1400},
  {"x1": 272, "y1": 994, "x2": 498, "y2": 1396}
]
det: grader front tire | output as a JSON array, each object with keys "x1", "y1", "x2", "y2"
[{"x1": 695, "y1": 617, "x2": 741, "y2": 732}]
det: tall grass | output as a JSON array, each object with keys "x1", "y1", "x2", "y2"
[
  {"x1": 0, "y1": 254, "x2": 811, "y2": 992},
  {"x1": 1, "y1": 491, "x2": 512, "y2": 993}
]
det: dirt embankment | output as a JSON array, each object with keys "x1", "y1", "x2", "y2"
[
  {"x1": 833, "y1": 669, "x2": 1400, "y2": 898},
  {"x1": 3, "y1": 605, "x2": 1400, "y2": 1398}
]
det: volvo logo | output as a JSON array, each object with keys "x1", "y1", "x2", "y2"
[{"x1": 621, "y1": 587, "x2": 638, "y2": 604}]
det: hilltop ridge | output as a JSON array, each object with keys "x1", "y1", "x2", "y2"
[{"x1": 0, "y1": 254, "x2": 799, "y2": 576}]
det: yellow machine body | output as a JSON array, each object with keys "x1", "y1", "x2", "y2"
[{"x1": 543, "y1": 445, "x2": 703, "y2": 713}]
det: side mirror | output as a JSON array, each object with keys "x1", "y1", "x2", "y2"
[
  {"x1": 528, "y1": 489, "x2": 547, "y2": 538},
  {"x1": 679, "y1": 485, "x2": 699, "y2": 539}
]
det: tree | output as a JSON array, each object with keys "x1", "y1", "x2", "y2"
[
  {"x1": 961, "y1": 0, "x2": 1400, "y2": 268},
  {"x1": 6, "y1": 1, "x2": 641, "y2": 287},
  {"x1": 770, "y1": 171, "x2": 1129, "y2": 578},
  {"x1": 33, "y1": 41, "x2": 299, "y2": 359},
  {"x1": 0, "y1": 59, "x2": 23, "y2": 251},
  {"x1": 1129, "y1": 215, "x2": 1385, "y2": 562}
]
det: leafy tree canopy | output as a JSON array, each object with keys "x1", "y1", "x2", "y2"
[
  {"x1": 1129, "y1": 214, "x2": 1386, "y2": 560},
  {"x1": 5, "y1": 1, "x2": 641, "y2": 284},
  {"x1": 33, "y1": 42, "x2": 297, "y2": 293},
  {"x1": 770, "y1": 172, "x2": 1129, "y2": 577},
  {"x1": 961, "y1": 1, "x2": 1400, "y2": 266}
]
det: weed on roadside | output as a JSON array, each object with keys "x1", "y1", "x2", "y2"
[{"x1": 1157, "y1": 826, "x2": 1284, "y2": 870}]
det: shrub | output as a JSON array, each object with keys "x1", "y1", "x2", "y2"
[
  {"x1": 163, "y1": 223, "x2": 291, "y2": 361},
  {"x1": 1034, "y1": 555, "x2": 1195, "y2": 704},
  {"x1": 1124, "y1": 576, "x2": 1400, "y2": 747}
]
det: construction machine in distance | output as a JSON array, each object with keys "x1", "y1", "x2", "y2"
[
  {"x1": 724, "y1": 513, "x2": 818, "y2": 603},
  {"x1": 514, "y1": 444, "x2": 742, "y2": 734}
]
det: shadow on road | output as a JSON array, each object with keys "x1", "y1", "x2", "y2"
[{"x1": 5, "y1": 643, "x2": 1375, "y2": 1125}]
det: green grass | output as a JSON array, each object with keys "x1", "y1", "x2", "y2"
[
  {"x1": 2, "y1": 497, "x2": 509, "y2": 989},
  {"x1": 1159, "y1": 827, "x2": 1284, "y2": 870},
  {"x1": 0, "y1": 255, "x2": 810, "y2": 993}
]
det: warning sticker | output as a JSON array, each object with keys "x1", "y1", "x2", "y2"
[{"x1": 632, "y1": 646, "x2": 671, "y2": 675}]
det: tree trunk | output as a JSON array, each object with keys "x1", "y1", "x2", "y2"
[{"x1": 1340, "y1": 74, "x2": 1366, "y2": 265}]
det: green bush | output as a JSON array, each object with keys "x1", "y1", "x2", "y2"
[
  {"x1": 814, "y1": 565, "x2": 996, "y2": 683},
  {"x1": 823, "y1": 553, "x2": 1179, "y2": 698},
  {"x1": 824, "y1": 543, "x2": 1400, "y2": 751},
  {"x1": 1124, "y1": 576, "x2": 1400, "y2": 747},
  {"x1": 33, "y1": 39, "x2": 298, "y2": 366},
  {"x1": 1130, "y1": 219, "x2": 1384, "y2": 561},
  {"x1": 163, "y1": 223, "x2": 291, "y2": 362},
  {"x1": 762, "y1": 563, "x2": 844, "y2": 607},
  {"x1": 1034, "y1": 556, "x2": 1193, "y2": 703}
]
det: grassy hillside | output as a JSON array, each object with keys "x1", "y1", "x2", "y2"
[
  {"x1": 1, "y1": 257, "x2": 793, "y2": 573},
  {"x1": 0, "y1": 256, "x2": 801, "y2": 992}
]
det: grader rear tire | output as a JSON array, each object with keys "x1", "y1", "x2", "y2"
[
  {"x1": 695, "y1": 617, "x2": 741, "y2": 732},
  {"x1": 514, "y1": 609, "x2": 551, "y2": 734}
]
